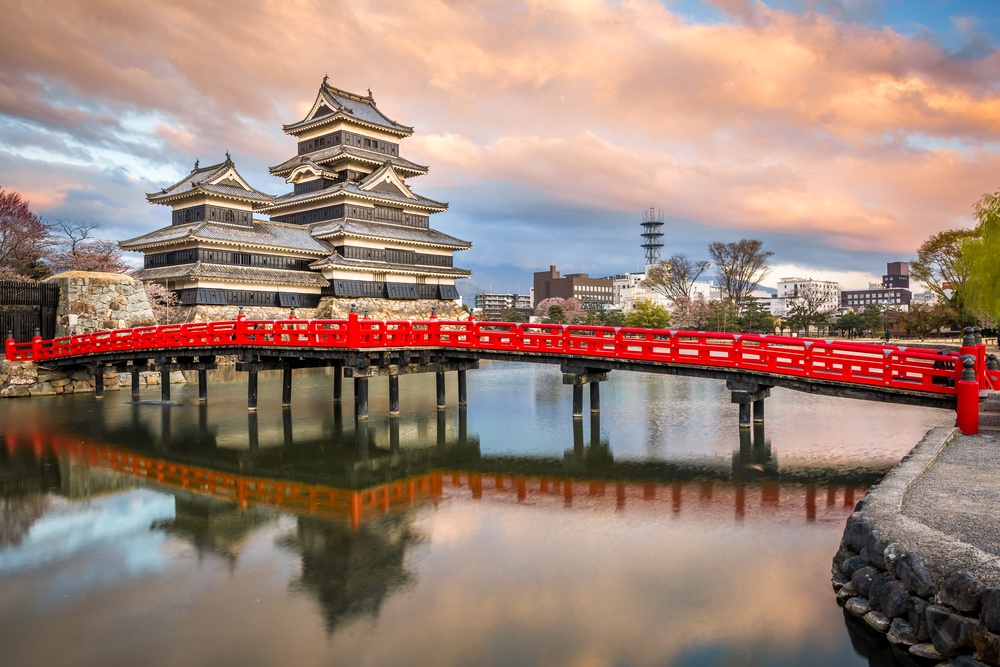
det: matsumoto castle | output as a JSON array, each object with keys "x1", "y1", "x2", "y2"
[{"x1": 121, "y1": 78, "x2": 471, "y2": 318}]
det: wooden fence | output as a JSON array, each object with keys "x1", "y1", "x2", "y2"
[{"x1": 0, "y1": 281, "x2": 59, "y2": 343}]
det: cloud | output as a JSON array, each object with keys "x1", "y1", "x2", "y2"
[{"x1": 0, "y1": 0, "x2": 997, "y2": 288}]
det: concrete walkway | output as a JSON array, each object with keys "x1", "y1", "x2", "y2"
[{"x1": 861, "y1": 397, "x2": 1000, "y2": 587}]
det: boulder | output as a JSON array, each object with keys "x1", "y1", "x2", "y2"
[
  {"x1": 939, "y1": 572, "x2": 985, "y2": 614},
  {"x1": 927, "y1": 604, "x2": 979, "y2": 657}
]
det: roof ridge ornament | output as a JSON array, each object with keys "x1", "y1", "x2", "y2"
[
  {"x1": 194, "y1": 159, "x2": 199, "y2": 170},
  {"x1": 323, "y1": 73, "x2": 328, "y2": 85},
  {"x1": 225, "y1": 150, "x2": 231, "y2": 162}
]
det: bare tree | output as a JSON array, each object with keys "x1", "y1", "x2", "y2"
[
  {"x1": 643, "y1": 254, "x2": 710, "y2": 305},
  {"x1": 0, "y1": 187, "x2": 51, "y2": 279},
  {"x1": 785, "y1": 287, "x2": 837, "y2": 336},
  {"x1": 47, "y1": 219, "x2": 129, "y2": 274},
  {"x1": 708, "y1": 239, "x2": 773, "y2": 312}
]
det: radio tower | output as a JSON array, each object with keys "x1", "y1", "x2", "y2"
[{"x1": 640, "y1": 207, "x2": 664, "y2": 266}]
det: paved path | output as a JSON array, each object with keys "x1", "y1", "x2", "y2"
[{"x1": 862, "y1": 412, "x2": 1000, "y2": 587}]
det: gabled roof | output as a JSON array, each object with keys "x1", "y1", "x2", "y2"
[
  {"x1": 358, "y1": 163, "x2": 417, "y2": 200},
  {"x1": 286, "y1": 159, "x2": 338, "y2": 184},
  {"x1": 119, "y1": 219, "x2": 333, "y2": 255},
  {"x1": 147, "y1": 155, "x2": 274, "y2": 206},
  {"x1": 269, "y1": 145, "x2": 428, "y2": 178},
  {"x1": 284, "y1": 79, "x2": 413, "y2": 137},
  {"x1": 259, "y1": 180, "x2": 447, "y2": 214},
  {"x1": 310, "y1": 253, "x2": 472, "y2": 278},
  {"x1": 310, "y1": 219, "x2": 471, "y2": 250}
]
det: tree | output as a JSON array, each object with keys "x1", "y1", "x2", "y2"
[
  {"x1": 47, "y1": 219, "x2": 130, "y2": 274},
  {"x1": 0, "y1": 187, "x2": 51, "y2": 279},
  {"x1": 737, "y1": 296, "x2": 775, "y2": 334},
  {"x1": 965, "y1": 188, "x2": 1000, "y2": 322},
  {"x1": 544, "y1": 304, "x2": 567, "y2": 324},
  {"x1": 708, "y1": 239, "x2": 773, "y2": 313},
  {"x1": 910, "y1": 228, "x2": 977, "y2": 324},
  {"x1": 698, "y1": 298, "x2": 740, "y2": 332},
  {"x1": 143, "y1": 282, "x2": 180, "y2": 324},
  {"x1": 784, "y1": 285, "x2": 837, "y2": 336},
  {"x1": 834, "y1": 312, "x2": 865, "y2": 338},
  {"x1": 623, "y1": 300, "x2": 671, "y2": 329},
  {"x1": 643, "y1": 254, "x2": 710, "y2": 305},
  {"x1": 896, "y1": 303, "x2": 947, "y2": 341}
]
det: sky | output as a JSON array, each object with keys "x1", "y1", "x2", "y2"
[{"x1": 1, "y1": 0, "x2": 999, "y2": 294}]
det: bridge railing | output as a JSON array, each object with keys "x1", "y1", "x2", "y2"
[{"x1": 3, "y1": 316, "x2": 971, "y2": 397}]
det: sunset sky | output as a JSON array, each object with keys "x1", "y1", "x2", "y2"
[{"x1": 1, "y1": 0, "x2": 999, "y2": 293}]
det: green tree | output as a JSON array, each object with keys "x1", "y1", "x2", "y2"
[
  {"x1": 737, "y1": 297, "x2": 775, "y2": 333},
  {"x1": 965, "y1": 188, "x2": 1000, "y2": 322},
  {"x1": 698, "y1": 298, "x2": 740, "y2": 332},
  {"x1": 623, "y1": 300, "x2": 671, "y2": 329},
  {"x1": 708, "y1": 239, "x2": 773, "y2": 314},
  {"x1": 834, "y1": 311, "x2": 865, "y2": 338},
  {"x1": 544, "y1": 304, "x2": 567, "y2": 324},
  {"x1": 911, "y1": 228, "x2": 977, "y2": 325}
]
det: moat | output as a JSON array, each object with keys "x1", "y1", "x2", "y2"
[{"x1": 0, "y1": 361, "x2": 952, "y2": 666}]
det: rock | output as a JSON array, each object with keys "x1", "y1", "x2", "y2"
[
  {"x1": 907, "y1": 596, "x2": 932, "y2": 642},
  {"x1": 909, "y1": 643, "x2": 944, "y2": 660},
  {"x1": 928, "y1": 604, "x2": 979, "y2": 657},
  {"x1": 842, "y1": 555, "x2": 867, "y2": 578},
  {"x1": 0, "y1": 385, "x2": 29, "y2": 398},
  {"x1": 852, "y1": 566, "x2": 878, "y2": 597},
  {"x1": 884, "y1": 542, "x2": 903, "y2": 579},
  {"x1": 847, "y1": 597, "x2": 872, "y2": 616},
  {"x1": 838, "y1": 583, "x2": 859, "y2": 600},
  {"x1": 833, "y1": 571, "x2": 850, "y2": 590},
  {"x1": 27, "y1": 382, "x2": 55, "y2": 396},
  {"x1": 971, "y1": 625, "x2": 1000, "y2": 666},
  {"x1": 865, "y1": 610, "x2": 891, "y2": 633},
  {"x1": 833, "y1": 547, "x2": 858, "y2": 572},
  {"x1": 888, "y1": 618, "x2": 919, "y2": 645},
  {"x1": 982, "y1": 588, "x2": 1000, "y2": 634},
  {"x1": 896, "y1": 552, "x2": 936, "y2": 597},
  {"x1": 866, "y1": 529, "x2": 887, "y2": 569},
  {"x1": 953, "y1": 656, "x2": 990, "y2": 667},
  {"x1": 940, "y1": 572, "x2": 985, "y2": 614},
  {"x1": 879, "y1": 580, "x2": 911, "y2": 619},
  {"x1": 843, "y1": 513, "x2": 873, "y2": 552},
  {"x1": 869, "y1": 571, "x2": 894, "y2": 606}
]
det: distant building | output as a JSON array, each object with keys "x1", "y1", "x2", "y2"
[
  {"x1": 532, "y1": 266, "x2": 614, "y2": 309},
  {"x1": 840, "y1": 262, "x2": 912, "y2": 312},
  {"x1": 474, "y1": 293, "x2": 532, "y2": 320},
  {"x1": 773, "y1": 277, "x2": 841, "y2": 317}
]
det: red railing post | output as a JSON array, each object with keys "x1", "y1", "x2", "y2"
[
  {"x1": 429, "y1": 306, "x2": 440, "y2": 345},
  {"x1": 956, "y1": 356, "x2": 980, "y2": 435},
  {"x1": 4, "y1": 331, "x2": 13, "y2": 361},
  {"x1": 974, "y1": 326, "x2": 987, "y2": 390},
  {"x1": 31, "y1": 328, "x2": 42, "y2": 361},
  {"x1": 347, "y1": 308, "x2": 360, "y2": 348}
]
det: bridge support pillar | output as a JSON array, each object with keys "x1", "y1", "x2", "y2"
[
  {"x1": 131, "y1": 367, "x2": 140, "y2": 397},
  {"x1": 436, "y1": 371, "x2": 446, "y2": 410},
  {"x1": 198, "y1": 369, "x2": 208, "y2": 402},
  {"x1": 458, "y1": 369, "x2": 468, "y2": 406},
  {"x1": 562, "y1": 365, "x2": 610, "y2": 419},
  {"x1": 334, "y1": 365, "x2": 343, "y2": 402},
  {"x1": 93, "y1": 369, "x2": 104, "y2": 399},
  {"x1": 572, "y1": 385, "x2": 584, "y2": 418},
  {"x1": 355, "y1": 377, "x2": 369, "y2": 420},
  {"x1": 727, "y1": 381, "x2": 771, "y2": 430},
  {"x1": 282, "y1": 367, "x2": 292, "y2": 407},
  {"x1": 388, "y1": 374, "x2": 400, "y2": 415},
  {"x1": 161, "y1": 368, "x2": 171, "y2": 402},
  {"x1": 247, "y1": 370, "x2": 258, "y2": 411}
]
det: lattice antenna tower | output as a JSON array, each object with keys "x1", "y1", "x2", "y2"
[{"x1": 640, "y1": 207, "x2": 665, "y2": 266}]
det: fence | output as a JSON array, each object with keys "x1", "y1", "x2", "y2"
[{"x1": 0, "y1": 281, "x2": 59, "y2": 343}]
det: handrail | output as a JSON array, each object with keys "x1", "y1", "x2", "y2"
[{"x1": 3, "y1": 318, "x2": 976, "y2": 399}]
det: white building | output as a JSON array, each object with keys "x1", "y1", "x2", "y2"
[{"x1": 772, "y1": 277, "x2": 841, "y2": 317}]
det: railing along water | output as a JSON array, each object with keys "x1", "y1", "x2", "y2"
[{"x1": 4, "y1": 315, "x2": 983, "y2": 432}]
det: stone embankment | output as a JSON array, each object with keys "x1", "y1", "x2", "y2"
[
  {"x1": 833, "y1": 405, "x2": 1000, "y2": 666},
  {"x1": 0, "y1": 361, "x2": 182, "y2": 398}
]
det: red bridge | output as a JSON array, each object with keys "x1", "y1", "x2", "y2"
[{"x1": 4, "y1": 313, "x2": 993, "y2": 434}]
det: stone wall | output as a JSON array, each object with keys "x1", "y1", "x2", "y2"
[
  {"x1": 0, "y1": 361, "x2": 176, "y2": 398},
  {"x1": 174, "y1": 298, "x2": 467, "y2": 323},
  {"x1": 48, "y1": 271, "x2": 156, "y2": 336},
  {"x1": 832, "y1": 429, "x2": 1000, "y2": 665}
]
